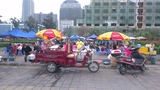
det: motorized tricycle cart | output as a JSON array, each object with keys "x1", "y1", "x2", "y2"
[{"x1": 28, "y1": 48, "x2": 100, "y2": 73}]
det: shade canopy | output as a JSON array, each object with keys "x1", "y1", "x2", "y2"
[
  {"x1": 0, "y1": 29, "x2": 37, "y2": 38},
  {"x1": 70, "y1": 35, "x2": 79, "y2": 40},
  {"x1": 88, "y1": 34, "x2": 97, "y2": 39},
  {"x1": 97, "y1": 31, "x2": 130, "y2": 41}
]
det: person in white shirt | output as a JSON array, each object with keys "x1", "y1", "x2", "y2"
[{"x1": 16, "y1": 44, "x2": 22, "y2": 55}]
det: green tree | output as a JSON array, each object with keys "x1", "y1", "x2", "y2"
[
  {"x1": 42, "y1": 12, "x2": 57, "y2": 29},
  {"x1": 10, "y1": 17, "x2": 20, "y2": 29},
  {"x1": 76, "y1": 26, "x2": 90, "y2": 36},
  {"x1": 148, "y1": 30, "x2": 160, "y2": 40},
  {"x1": 24, "y1": 16, "x2": 38, "y2": 32},
  {"x1": 89, "y1": 28, "x2": 101, "y2": 36},
  {"x1": 63, "y1": 27, "x2": 73, "y2": 37}
]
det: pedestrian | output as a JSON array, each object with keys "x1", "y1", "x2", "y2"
[
  {"x1": 16, "y1": 44, "x2": 22, "y2": 55},
  {"x1": 76, "y1": 38, "x2": 84, "y2": 51},
  {"x1": 22, "y1": 44, "x2": 32, "y2": 62},
  {"x1": 6, "y1": 44, "x2": 13, "y2": 56},
  {"x1": 32, "y1": 43, "x2": 43, "y2": 53}
]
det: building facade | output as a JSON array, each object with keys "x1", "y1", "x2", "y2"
[
  {"x1": 60, "y1": 0, "x2": 82, "y2": 21},
  {"x1": 76, "y1": 0, "x2": 160, "y2": 30},
  {"x1": 60, "y1": 20, "x2": 74, "y2": 31},
  {"x1": 0, "y1": 24, "x2": 13, "y2": 34},
  {"x1": 34, "y1": 12, "x2": 58, "y2": 28},
  {"x1": 22, "y1": 0, "x2": 34, "y2": 22}
]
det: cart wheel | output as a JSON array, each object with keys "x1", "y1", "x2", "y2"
[
  {"x1": 119, "y1": 65, "x2": 126, "y2": 75},
  {"x1": 88, "y1": 61, "x2": 99, "y2": 73},
  {"x1": 140, "y1": 64, "x2": 145, "y2": 71},
  {"x1": 46, "y1": 62, "x2": 57, "y2": 73}
]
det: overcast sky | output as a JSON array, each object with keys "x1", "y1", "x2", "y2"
[{"x1": 0, "y1": 0, "x2": 91, "y2": 21}]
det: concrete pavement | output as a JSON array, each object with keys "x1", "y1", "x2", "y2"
[{"x1": 0, "y1": 65, "x2": 160, "y2": 90}]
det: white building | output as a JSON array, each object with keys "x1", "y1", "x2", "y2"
[
  {"x1": 60, "y1": 20, "x2": 74, "y2": 31},
  {"x1": 0, "y1": 24, "x2": 13, "y2": 34}
]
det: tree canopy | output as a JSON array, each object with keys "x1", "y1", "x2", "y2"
[
  {"x1": 24, "y1": 16, "x2": 38, "y2": 32},
  {"x1": 10, "y1": 17, "x2": 20, "y2": 29},
  {"x1": 42, "y1": 12, "x2": 57, "y2": 29}
]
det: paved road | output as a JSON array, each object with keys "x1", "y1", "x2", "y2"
[{"x1": 0, "y1": 66, "x2": 160, "y2": 90}]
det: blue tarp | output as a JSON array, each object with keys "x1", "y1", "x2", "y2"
[
  {"x1": 88, "y1": 34, "x2": 97, "y2": 39},
  {"x1": 0, "y1": 29, "x2": 37, "y2": 38},
  {"x1": 27, "y1": 31, "x2": 37, "y2": 38},
  {"x1": 70, "y1": 35, "x2": 79, "y2": 40}
]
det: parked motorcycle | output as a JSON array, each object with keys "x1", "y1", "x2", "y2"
[{"x1": 111, "y1": 47, "x2": 146, "y2": 75}]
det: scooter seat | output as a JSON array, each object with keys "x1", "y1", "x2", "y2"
[{"x1": 118, "y1": 56, "x2": 132, "y2": 59}]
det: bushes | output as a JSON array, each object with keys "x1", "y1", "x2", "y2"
[
  {"x1": 0, "y1": 39, "x2": 37, "y2": 47},
  {"x1": 0, "y1": 42, "x2": 10, "y2": 47}
]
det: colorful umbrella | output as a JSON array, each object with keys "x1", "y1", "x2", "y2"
[
  {"x1": 36, "y1": 29, "x2": 63, "y2": 39},
  {"x1": 97, "y1": 31, "x2": 130, "y2": 41}
]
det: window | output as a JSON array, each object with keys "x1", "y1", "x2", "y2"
[
  {"x1": 138, "y1": 2, "x2": 143, "y2": 7},
  {"x1": 103, "y1": 23, "x2": 108, "y2": 26},
  {"x1": 146, "y1": 24, "x2": 151, "y2": 26},
  {"x1": 120, "y1": 9, "x2": 126, "y2": 13},
  {"x1": 103, "y1": 9, "x2": 108, "y2": 13},
  {"x1": 95, "y1": 24, "x2": 100, "y2": 26},
  {"x1": 120, "y1": 2, "x2": 126, "y2": 5},
  {"x1": 78, "y1": 23, "x2": 83, "y2": 26},
  {"x1": 138, "y1": 9, "x2": 143, "y2": 15},
  {"x1": 156, "y1": 2, "x2": 160, "y2": 5},
  {"x1": 146, "y1": 9, "x2": 152, "y2": 13},
  {"x1": 86, "y1": 24, "x2": 91, "y2": 26},
  {"x1": 95, "y1": 16, "x2": 100, "y2": 20},
  {"x1": 95, "y1": 9, "x2": 100, "y2": 13},
  {"x1": 103, "y1": 2, "x2": 109, "y2": 6},
  {"x1": 112, "y1": 9, "x2": 117, "y2": 13},
  {"x1": 129, "y1": 2, "x2": 135, "y2": 5},
  {"x1": 155, "y1": 16, "x2": 160, "y2": 20},
  {"x1": 155, "y1": 24, "x2": 160, "y2": 26},
  {"x1": 111, "y1": 16, "x2": 117, "y2": 20},
  {"x1": 137, "y1": 16, "x2": 143, "y2": 21},
  {"x1": 111, "y1": 23, "x2": 116, "y2": 26},
  {"x1": 147, "y1": 2, "x2": 152, "y2": 5},
  {"x1": 87, "y1": 17, "x2": 91, "y2": 20},
  {"x1": 129, "y1": 9, "x2": 134, "y2": 13},
  {"x1": 87, "y1": 9, "x2": 91, "y2": 13},
  {"x1": 137, "y1": 23, "x2": 142, "y2": 28},
  {"x1": 146, "y1": 16, "x2": 152, "y2": 20},
  {"x1": 112, "y1": 2, "x2": 117, "y2": 6},
  {"x1": 156, "y1": 9, "x2": 160, "y2": 13},
  {"x1": 120, "y1": 16, "x2": 125, "y2": 20},
  {"x1": 120, "y1": 23, "x2": 125, "y2": 26},
  {"x1": 95, "y1": 2, "x2": 100, "y2": 6},
  {"x1": 103, "y1": 16, "x2": 108, "y2": 20},
  {"x1": 128, "y1": 24, "x2": 134, "y2": 26},
  {"x1": 129, "y1": 16, "x2": 134, "y2": 20}
]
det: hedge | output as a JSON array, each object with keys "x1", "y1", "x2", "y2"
[{"x1": 0, "y1": 39, "x2": 37, "y2": 47}]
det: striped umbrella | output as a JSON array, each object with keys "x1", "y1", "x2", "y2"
[
  {"x1": 36, "y1": 29, "x2": 63, "y2": 39},
  {"x1": 97, "y1": 31, "x2": 130, "y2": 41}
]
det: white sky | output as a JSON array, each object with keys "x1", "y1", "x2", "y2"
[{"x1": 0, "y1": 0, "x2": 91, "y2": 21}]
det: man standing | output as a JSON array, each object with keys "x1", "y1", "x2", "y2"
[
  {"x1": 76, "y1": 38, "x2": 84, "y2": 51},
  {"x1": 76, "y1": 38, "x2": 84, "y2": 61},
  {"x1": 22, "y1": 44, "x2": 32, "y2": 62}
]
